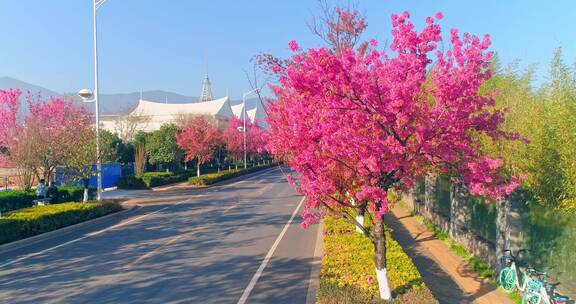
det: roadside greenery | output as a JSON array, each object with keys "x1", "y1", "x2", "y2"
[
  {"x1": 0, "y1": 186, "x2": 96, "y2": 213},
  {"x1": 0, "y1": 201, "x2": 122, "y2": 245},
  {"x1": 145, "y1": 124, "x2": 183, "y2": 168},
  {"x1": 117, "y1": 170, "x2": 194, "y2": 189},
  {"x1": 317, "y1": 216, "x2": 437, "y2": 304},
  {"x1": 480, "y1": 50, "x2": 576, "y2": 212},
  {"x1": 188, "y1": 164, "x2": 275, "y2": 186},
  {"x1": 118, "y1": 164, "x2": 275, "y2": 189}
]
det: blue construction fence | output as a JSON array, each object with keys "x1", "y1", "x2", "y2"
[{"x1": 56, "y1": 163, "x2": 131, "y2": 189}]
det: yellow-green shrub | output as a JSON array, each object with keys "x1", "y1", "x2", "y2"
[
  {"x1": 318, "y1": 216, "x2": 435, "y2": 303},
  {"x1": 0, "y1": 201, "x2": 122, "y2": 245}
]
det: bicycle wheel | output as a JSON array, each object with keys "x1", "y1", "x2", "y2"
[
  {"x1": 499, "y1": 267, "x2": 517, "y2": 293},
  {"x1": 521, "y1": 291, "x2": 539, "y2": 304}
]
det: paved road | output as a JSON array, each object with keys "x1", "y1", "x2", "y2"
[{"x1": 0, "y1": 168, "x2": 320, "y2": 304}]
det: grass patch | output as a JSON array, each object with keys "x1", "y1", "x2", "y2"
[
  {"x1": 317, "y1": 216, "x2": 437, "y2": 303},
  {"x1": 0, "y1": 201, "x2": 122, "y2": 245}
]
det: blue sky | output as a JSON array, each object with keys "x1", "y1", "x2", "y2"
[{"x1": 0, "y1": 0, "x2": 574, "y2": 99}]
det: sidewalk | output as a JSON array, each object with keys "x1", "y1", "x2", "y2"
[{"x1": 385, "y1": 204, "x2": 512, "y2": 304}]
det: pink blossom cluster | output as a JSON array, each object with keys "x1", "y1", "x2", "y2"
[
  {"x1": 176, "y1": 116, "x2": 221, "y2": 165},
  {"x1": 0, "y1": 89, "x2": 92, "y2": 169},
  {"x1": 221, "y1": 117, "x2": 268, "y2": 161},
  {"x1": 0, "y1": 89, "x2": 21, "y2": 167},
  {"x1": 265, "y1": 12, "x2": 520, "y2": 228}
]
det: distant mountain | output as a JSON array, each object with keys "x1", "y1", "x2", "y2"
[
  {"x1": 0, "y1": 77, "x2": 201, "y2": 115},
  {"x1": 0, "y1": 76, "x2": 61, "y2": 99},
  {"x1": 0, "y1": 77, "x2": 269, "y2": 120}
]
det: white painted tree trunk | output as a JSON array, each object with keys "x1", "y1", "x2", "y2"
[
  {"x1": 355, "y1": 214, "x2": 364, "y2": 233},
  {"x1": 349, "y1": 196, "x2": 365, "y2": 234},
  {"x1": 376, "y1": 267, "x2": 392, "y2": 300},
  {"x1": 373, "y1": 217, "x2": 392, "y2": 300},
  {"x1": 197, "y1": 162, "x2": 200, "y2": 177},
  {"x1": 83, "y1": 188, "x2": 89, "y2": 203}
]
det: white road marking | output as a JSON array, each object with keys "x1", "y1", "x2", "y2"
[
  {"x1": 0, "y1": 167, "x2": 280, "y2": 270},
  {"x1": 0, "y1": 199, "x2": 192, "y2": 269},
  {"x1": 236, "y1": 196, "x2": 305, "y2": 304}
]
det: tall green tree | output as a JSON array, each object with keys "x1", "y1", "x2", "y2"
[{"x1": 146, "y1": 124, "x2": 183, "y2": 170}]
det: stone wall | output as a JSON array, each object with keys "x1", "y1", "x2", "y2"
[{"x1": 402, "y1": 175, "x2": 525, "y2": 269}]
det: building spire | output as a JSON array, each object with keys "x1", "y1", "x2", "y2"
[{"x1": 199, "y1": 72, "x2": 213, "y2": 102}]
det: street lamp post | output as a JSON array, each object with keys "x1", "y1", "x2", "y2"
[
  {"x1": 242, "y1": 89, "x2": 259, "y2": 169},
  {"x1": 78, "y1": 0, "x2": 107, "y2": 202}
]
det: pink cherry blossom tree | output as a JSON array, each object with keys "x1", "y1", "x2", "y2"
[
  {"x1": 176, "y1": 116, "x2": 221, "y2": 177},
  {"x1": 0, "y1": 89, "x2": 20, "y2": 168},
  {"x1": 0, "y1": 90, "x2": 93, "y2": 188},
  {"x1": 222, "y1": 117, "x2": 269, "y2": 167},
  {"x1": 264, "y1": 11, "x2": 520, "y2": 299},
  {"x1": 246, "y1": 119, "x2": 268, "y2": 162},
  {"x1": 222, "y1": 117, "x2": 245, "y2": 167}
]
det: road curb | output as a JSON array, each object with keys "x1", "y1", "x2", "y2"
[
  {"x1": 306, "y1": 221, "x2": 324, "y2": 304},
  {"x1": 0, "y1": 204, "x2": 140, "y2": 255}
]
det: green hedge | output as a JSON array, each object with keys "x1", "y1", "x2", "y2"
[
  {"x1": 118, "y1": 165, "x2": 275, "y2": 189},
  {"x1": 0, "y1": 191, "x2": 36, "y2": 213},
  {"x1": 0, "y1": 186, "x2": 96, "y2": 213},
  {"x1": 117, "y1": 176, "x2": 148, "y2": 189},
  {"x1": 57, "y1": 186, "x2": 96, "y2": 203},
  {"x1": 317, "y1": 216, "x2": 437, "y2": 303},
  {"x1": 0, "y1": 201, "x2": 122, "y2": 245},
  {"x1": 118, "y1": 170, "x2": 195, "y2": 189},
  {"x1": 188, "y1": 164, "x2": 275, "y2": 186}
]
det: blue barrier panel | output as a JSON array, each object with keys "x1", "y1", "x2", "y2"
[{"x1": 56, "y1": 163, "x2": 122, "y2": 188}]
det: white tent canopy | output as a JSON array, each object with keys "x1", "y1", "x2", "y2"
[
  {"x1": 101, "y1": 95, "x2": 268, "y2": 135},
  {"x1": 126, "y1": 96, "x2": 233, "y2": 131}
]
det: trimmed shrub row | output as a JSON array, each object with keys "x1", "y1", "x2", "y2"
[
  {"x1": 117, "y1": 170, "x2": 195, "y2": 189},
  {"x1": 188, "y1": 164, "x2": 275, "y2": 186},
  {"x1": 0, "y1": 201, "x2": 122, "y2": 245},
  {"x1": 0, "y1": 191, "x2": 36, "y2": 213},
  {"x1": 317, "y1": 216, "x2": 437, "y2": 303},
  {"x1": 118, "y1": 164, "x2": 276, "y2": 189},
  {"x1": 0, "y1": 186, "x2": 96, "y2": 213}
]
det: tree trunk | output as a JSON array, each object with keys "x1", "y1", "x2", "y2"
[
  {"x1": 83, "y1": 187, "x2": 89, "y2": 203},
  {"x1": 82, "y1": 178, "x2": 90, "y2": 203},
  {"x1": 373, "y1": 216, "x2": 392, "y2": 300},
  {"x1": 355, "y1": 203, "x2": 366, "y2": 234},
  {"x1": 196, "y1": 161, "x2": 201, "y2": 177}
]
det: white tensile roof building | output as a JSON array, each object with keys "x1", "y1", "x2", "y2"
[
  {"x1": 128, "y1": 96, "x2": 233, "y2": 132},
  {"x1": 101, "y1": 96, "x2": 266, "y2": 136},
  {"x1": 101, "y1": 73, "x2": 267, "y2": 137}
]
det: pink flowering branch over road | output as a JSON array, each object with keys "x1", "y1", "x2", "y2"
[
  {"x1": 267, "y1": 11, "x2": 519, "y2": 228},
  {"x1": 264, "y1": 11, "x2": 522, "y2": 299}
]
